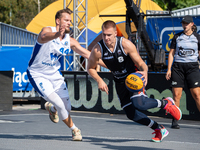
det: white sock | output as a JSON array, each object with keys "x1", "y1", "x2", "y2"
[
  {"x1": 50, "y1": 106, "x2": 56, "y2": 113},
  {"x1": 148, "y1": 119, "x2": 154, "y2": 128},
  {"x1": 156, "y1": 99, "x2": 162, "y2": 108},
  {"x1": 70, "y1": 124, "x2": 77, "y2": 130}
]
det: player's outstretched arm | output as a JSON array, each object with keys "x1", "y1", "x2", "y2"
[
  {"x1": 70, "y1": 37, "x2": 107, "y2": 68},
  {"x1": 70, "y1": 37, "x2": 90, "y2": 59},
  {"x1": 37, "y1": 25, "x2": 65, "y2": 44}
]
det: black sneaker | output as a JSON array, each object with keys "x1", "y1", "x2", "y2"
[{"x1": 171, "y1": 118, "x2": 180, "y2": 129}]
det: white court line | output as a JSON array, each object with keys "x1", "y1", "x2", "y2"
[
  {"x1": 0, "y1": 113, "x2": 199, "y2": 128},
  {"x1": 0, "y1": 120, "x2": 25, "y2": 123},
  {"x1": 0, "y1": 114, "x2": 200, "y2": 145},
  {"x1": 0, "y1": 132, "x2": 199, "y2": 145}
]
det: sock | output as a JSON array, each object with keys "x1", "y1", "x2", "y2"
[
  {"x1": 150, "y1": 121, "x2": 159, "y2": 130},
  {"x1": 50, "y1": 106, "x2": 56, "y2": 113},
  {"x1": 156, "y1": 99, "x2": 162, "y2": 108},
  {"x1": 160, "y1": 99, "x2": 168, "y2": 108},
  {"x1": 70, "y1": 124, "x2": 77, "y2": 131}
]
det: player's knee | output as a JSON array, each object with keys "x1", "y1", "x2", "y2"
[
  {"x1": 131, "y1": 96, "x2": 147, "y2": 110},
  {"x1": 56, "y1": 100, "x2": 69, "y2": 120},
  {"x1": 124, "y1": 105, "x2": 135, "y2": 120},
  {"x1": 133, "y1": 103, "x2": 146, "y2": 110},
  {"x1": 54, "y1": 101, "x2": 65, "y2": 112},
  {"x1": 132, "y1": 100, "x2": 146, "y2": 110},
  {"x1": 66, "y1": 104, "x2": 71, "y2": 112},
  {"x1": 173, "y1": 91, "x2": 182, "y2": 100},
  {"x1": 66, "y1": 98, "x2": 71, "y2": 112}
]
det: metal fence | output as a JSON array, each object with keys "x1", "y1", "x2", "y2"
[
  {"x1": 0, "y1": 22, "x2": 38, "y2": 46},
  {"x1": 0, "y1": 22, "x2": 38, "y2": 99},
  {"x1": 172, "y1": 5, "x2": 200, "y2": 17},
  {"x1": 146, "y1": 5, "x2": 200, "y2": 17}
]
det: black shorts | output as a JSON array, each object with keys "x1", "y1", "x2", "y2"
[{"x1": 171, "y1": 62, "x2": 200, "y2": 88}]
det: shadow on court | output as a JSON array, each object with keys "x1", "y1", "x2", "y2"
[{"x1": 0, "y1": 104, "x2": 199, "y2": 150}]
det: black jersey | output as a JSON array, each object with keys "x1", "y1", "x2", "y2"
[{"x1": 98, "y1": 37, "x2": 138, "y2": 82}]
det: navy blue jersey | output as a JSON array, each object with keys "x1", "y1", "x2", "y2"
[
  {"x1": 98, "y1": 37, "x2": 138, "y2": 82},
  {"x1": 170, "y1": 31, "x2": 200, "y2": 62}
]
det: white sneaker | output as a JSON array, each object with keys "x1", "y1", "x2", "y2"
[
  {"x1": 44, "y1": 102, "x2": 59, "y2": 123},
  {"x1": 72, "y1": 129, "x2": 82, "y2": 141}
]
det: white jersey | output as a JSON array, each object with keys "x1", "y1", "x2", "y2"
[{"x1": 27, "y1": 27, "x2": 71, "y2": 77}]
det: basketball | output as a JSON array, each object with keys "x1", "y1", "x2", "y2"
[{"x1": 125, "y1": 73, "x2": 144, "y2": 92}]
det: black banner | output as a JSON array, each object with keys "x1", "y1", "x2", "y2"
[
  {"x1": 0, "y1": 71, "x2": 13, "y2": 110},
  {"x1": 61, "y1": 71, "x2": 200, "y2": 120}
]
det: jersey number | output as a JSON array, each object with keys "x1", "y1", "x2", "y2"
[{"x1": 118, "y1": 56, "x2": 124, "y2": 63}]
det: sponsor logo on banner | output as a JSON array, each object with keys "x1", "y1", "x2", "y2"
[
  {"x1": 12, "y1": 68, "x2": 29, "y2": 88},
  {"x1": 160, "y1": 27, "x2": 183, "y2": 52},
  {"x1": 63, "y1": 74, "x2": 189, "y2": 114}
]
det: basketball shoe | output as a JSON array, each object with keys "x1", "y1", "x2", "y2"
[
  {"x1": 151, "y1": 125, "x2": 169, "y2": 142},
  {"x1": 72, "y1": 128, "x2": 82, "y2": 141},
  {"x1": 171, "y1": 118, "x2": 180, "y2": 129},
  {"x1": 163, "y1": 97, "x2": 182, "y2": 121},
  {"x1": 44, "y1": 102, "x2": 59, "y2": 123}
]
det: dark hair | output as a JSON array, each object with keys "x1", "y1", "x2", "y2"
[
  {"x1": 102, "y1": 20, "x2": 116, "y2": 30},
  {"x1": 192, "y1": 24, "x2": 197, "y2": 33},
  {"x1": 55, "y1": 8, "x2": 73, "y2": 20}
]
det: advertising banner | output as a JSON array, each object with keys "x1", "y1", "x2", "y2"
[
  {"x1": 60, "y1": 71, "x2": 200, "y2": 120},
  {"x1": 0, "y1": 46, "x2": 74, "y2": 91},
  {"x1": 146, "y1": 16, "x2": 200, "y2": 52},
  {"x1": 0, "y1": 46, "x2": 33, "y2": 91}
]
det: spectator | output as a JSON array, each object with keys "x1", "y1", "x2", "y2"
[{"x1": 166, "y1": 15, "x2": 200, "y2": 129}]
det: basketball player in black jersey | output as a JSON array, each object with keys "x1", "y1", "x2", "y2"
[{"x1": 87, "y1": 20, "x2": 182, "y2": 142}]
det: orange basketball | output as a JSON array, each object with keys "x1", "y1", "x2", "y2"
[{"x1": 125, "y1": 73, "x2": 144, "y2": 92}]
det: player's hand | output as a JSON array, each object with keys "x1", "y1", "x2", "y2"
[
  {"x1": 166, "y1": 70, "x2": 171, "y2": 80},
  {"x1": 136, "y1": 71, "x2": 147, "y2": 86},
  {"x1": 98, "y1": 79, "x2": 109, "y2": 94},
  {"x1": 58, "y1": 24, "x2": 66, "y2": 36}
]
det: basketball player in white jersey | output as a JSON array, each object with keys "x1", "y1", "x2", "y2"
[{"x1": 27, "y1": 8, "x2": 105, "y2": 141}]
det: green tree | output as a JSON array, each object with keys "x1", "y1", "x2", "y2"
[
  {"x1": 0, "y1": 0, "x2": 56, "y2": 29},
  {"x1": 12, "y1": 0, "x2": 38, "y2": 29},
  {"x1": 174, "y1": 0, "x2": 200, "y2": 10},
  {"x1": 0, "y1": 0, "x2": 18, "y2": 25},
  {"x1": 152, "y1": 0, "x2": 199, "y2": 11}
]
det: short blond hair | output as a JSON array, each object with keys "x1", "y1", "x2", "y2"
[
  {"x1": 102, "y1": 20, "x2": 116, "y2": 30},
  {"x1": 55, "y1": 8, "x2": 72, "y2": 20}
]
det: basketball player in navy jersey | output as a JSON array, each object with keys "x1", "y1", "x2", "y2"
[
  {"x1": 27, "y1": 8, "x2": 105, "y2": 141},
  {"x1": 87, "y1": 20, "x2": 182, "y2": 142},
  {"x1": 166, "y1": 15, "x2": 200, "y2": 129}
]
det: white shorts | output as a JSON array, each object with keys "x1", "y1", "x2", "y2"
[{"x1": 27, "y1": 70, "x2": 69, "y2": 99}]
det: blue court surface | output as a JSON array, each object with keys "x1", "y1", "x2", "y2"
[{"x1": 0, "y1": 104, "x2": 200, "y2": 150}]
